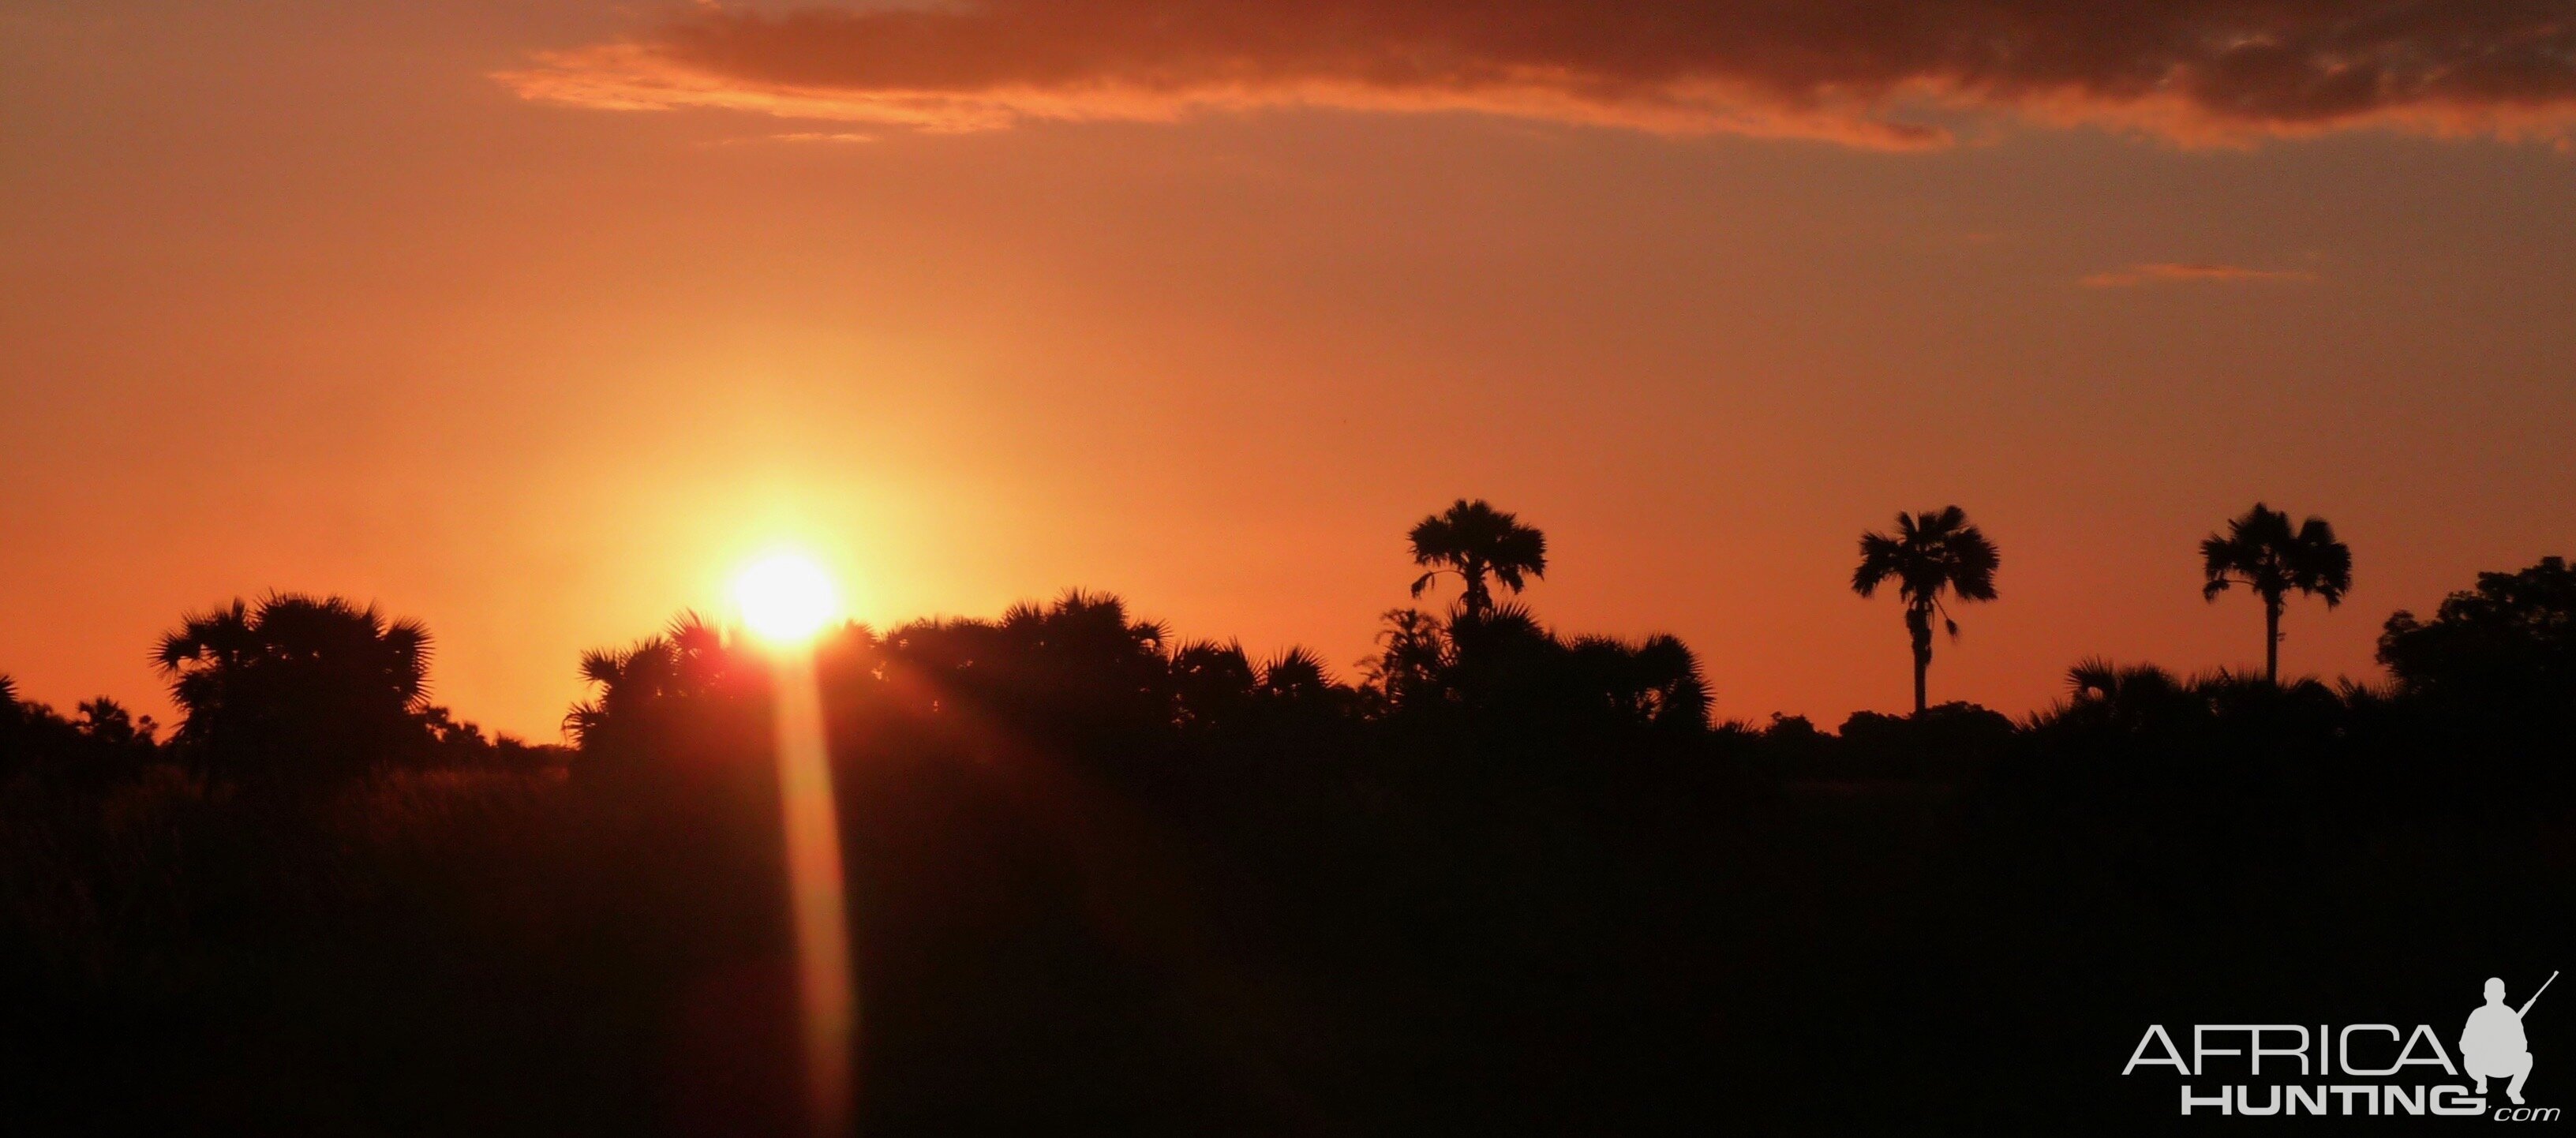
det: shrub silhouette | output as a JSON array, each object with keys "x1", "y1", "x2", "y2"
[{"x1": 0, "y1": 679, "x2": 163, "y2": 786}]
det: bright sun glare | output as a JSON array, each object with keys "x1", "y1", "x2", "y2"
[{"x1": 735, "y1": 553, "x2": 840, "y2": 645}]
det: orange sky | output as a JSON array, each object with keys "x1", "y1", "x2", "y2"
[{"x1": 5, "y1": 2, "x2": 2574, "y2": 739}]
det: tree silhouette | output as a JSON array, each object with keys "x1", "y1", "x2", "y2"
[
  {"x1": 153, "y1": 593, "x2": 432, "y2": 787},
  {"x1": 2055, "y1": 657, "x2": 2191, "y2": 736},
  {"x1": 1852, "y1": 506, "x2": 2001, "y2": 715},
  {"x1": 1358, "y1": 608, "x2": 1453, "y2": 716},
  {"x1": 2378, "y1": 555, "x2": 2574, "y2": 721},
  {"x1": 1567, "y1": 633, "x2": 1710, "y2": 732},
  {"x1": 567, "y1": 616, "x2": 697, "y2": 747},
  {"x1": 0, "y1": 679, "x2": 163, "y2": 784},
  {"x1": 1259, "y1": 646, "x2": 1335, "y2": 700},
  {"x1": 1408, "y1": 499, "x2": 1547, "y2": 620},
  {"x1": 25, "y1": 545, "x2": 2576, "y2": 1134},
  {"x1": 1170, "y1": 639, "x2": 1260, "y2": 735},
  {"x1": 2200, "y1": 503, "x2": 2351, "y2": 684}
]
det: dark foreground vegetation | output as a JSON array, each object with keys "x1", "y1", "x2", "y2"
[{"x1": 2, "y1": 507, "x2": 2570, "y2": 1133}]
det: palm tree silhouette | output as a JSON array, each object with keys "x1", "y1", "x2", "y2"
[
  {"x1": 153, "y1": 593, "x2": 432, "y2": 786},
  {"x1": 564, "y1": 612, "x2": 732, "y2": 747},
  {"x1": 1409, "y1": 499, "x2": 1547, "y2": 620},
  {"x1": 1852, "y1": 507, "x2": 2001, "y2": 715},
  {"x1": 1569, "y1": 633, "x2": 1711, "y2": 731},
  {"x1": 2201, "y1": 502, "x2": 2352, "y2": 683}
]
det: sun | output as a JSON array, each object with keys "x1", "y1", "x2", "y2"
[{"x1": 735, "y1": 553, "x2": 841, "y2": 645}]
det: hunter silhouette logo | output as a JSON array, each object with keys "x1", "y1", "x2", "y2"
[
  {"x1": 2465, "y1": 972, "x2": 2552, "y2": 1106},
  {"x1": 2125, "y1": 971, "x2": 2557, "y2": 1119}
]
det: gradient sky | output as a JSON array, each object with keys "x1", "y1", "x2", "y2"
[{"x1": 5, "y1": 1, "x2": 2574, "y2": 739}]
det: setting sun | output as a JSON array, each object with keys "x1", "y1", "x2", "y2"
[
  {"x1": 735, "y1": 554, "x2": 840, "y2": 645},
  {"x1": 7, "y1": 2, "x2": 2575, "y2": 1129}
]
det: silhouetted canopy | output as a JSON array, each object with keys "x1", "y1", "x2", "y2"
[
  {"x1": 2200, "y1": 502, "x2": 2353, "y2": 683},
  {"x1": 1409, "y1": 499, "x2": 1548, "y2": 620},
  {"x1": 1852, "y1": 505, "x2": 2001, "y2": 713},
  {"x1": 152, "y1": 593, "x2": 434, "y2": 786}
]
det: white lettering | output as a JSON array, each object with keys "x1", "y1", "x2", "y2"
[
  {"x1": 2248, "y1": 1024, "x2": 2308, "y2": 1074},
  {"x1": 2236, "y1": 1084, "x2": 2283, "y2": 1115},
  {"x1": 2430, "y1": 1084, "x2": 2484, "y2": 1115},
  {"x1": 2393, "y1": 1024, "x2": 2458, "y2": 1074},
  {"x1": 2195, "y1": 1025, "x2": 2245, "y2": 1076},
  {"x1": 2181, "y1": 1085, "x2": 2232, "y2": 1115},
  {"x1": 2122, "y1": 1024, "x2": 2190, "y2": 1075},
  {"x1": 2338, "y1": 1024, "x2": 2403, "y2": 1076},
  {"x1": 2330, "y1": 1084, "x2": 2379, "y2": 1114}
]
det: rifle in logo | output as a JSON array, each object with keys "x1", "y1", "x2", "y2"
[{"x1": 2125, "y1": 972, "x2": 2562, "y2": 1118}]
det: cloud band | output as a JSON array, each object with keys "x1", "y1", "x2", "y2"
[{"x1": 499, "y1": 1, "x2": 2576, "y2": 147}]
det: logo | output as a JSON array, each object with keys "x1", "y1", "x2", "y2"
[
  {"x1": 2467, "y1": 973, "x2": 2548, "y2": 1106},
  {"x1": 2122, "y1": 971, "x2": 2556, "y2": 1121}
]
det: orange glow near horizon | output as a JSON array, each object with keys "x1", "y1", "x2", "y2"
[{"x1": 2, "y1": 6, "x2": 2574, "y2": 740}]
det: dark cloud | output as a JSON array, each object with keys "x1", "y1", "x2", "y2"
[{"x1": 500, "y1": 1, "x2": 2576, "y2": 147}]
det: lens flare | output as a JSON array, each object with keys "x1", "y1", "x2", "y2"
[
  {"x1": 732, "y1": 553, "x2": 856, "y2": 1133},
  {"x1": 773, "y1": 649, "x2": 854, "y2": 1136},
  {"x1": 736, "y1": 554, "x2": 839, "y2": 643}
]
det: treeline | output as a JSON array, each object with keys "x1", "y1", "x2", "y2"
[
  {"x1": 1, "y1": 502, "x2": 2570, "y2": 1134},
  {"x1": 2, "y1": 500, "x2": 2565, "y2": 790},
  {"x1": 0, "y1": 594, "x2": 560, "y2": 790}
]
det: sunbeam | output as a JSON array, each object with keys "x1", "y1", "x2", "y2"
[{"x1": 737, "y1": 553, "x2": 856, "y2": 1135}]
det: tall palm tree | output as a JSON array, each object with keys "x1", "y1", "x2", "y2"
[
  {"x1": 1852, "y1": 506, "x2": 2001, "y2": 715},
  {"x1": 1408, "y1": 499, "x2": 1547, "y2": 620},
  {"x1": 2200, "y1": 502, "x2": 2352, "y2": 683}
]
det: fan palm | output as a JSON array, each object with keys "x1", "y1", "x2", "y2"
[
  {"x1": 2200, "y1": 503, "x2": 2352, "y2": 683},
  {"x1": 152, "y1": 593, "x2": 432, "y2": 785},
  {"x1": 1408, "y1": 499, "x2": 1547, "y2": 620},
  {"x1": 1852, "y1": 506, "x2": 2001, "y2": 714}
]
